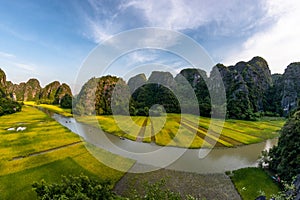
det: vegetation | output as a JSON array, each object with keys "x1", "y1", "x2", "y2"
[
  {"x1": 59, "y1": 93, "x2": 72, "y2": 109},
  {"x1": 0, "y1": 106, "x2": 134, "y2": 199},
  {"x1": 230, "y1": 168, "x2": 280, "y2": 200},
  {"x1": 270, "y1": 176, "x2": 299, "y2": 200},
  {"x1": 131, "y1": 83, "x2": 180, "y2": 116},
  {"x1": 267, "y1": 109, "x2": 300, "y2": 182},
  {"x1": 76, "y1": 114, "x2": 285, "y2": 148},
  {"x1": 24, "y1": 101, "x2": 72, "y2": 117},
  {"x1": 33, "y1": 174, "x2": 117, "y2": 200},
  {"x1": 33, "y1": 175, "x2": 199, "y2": 200},
  {"x1": 0, "y1": 96, "x2": 22, "y2": 116}
]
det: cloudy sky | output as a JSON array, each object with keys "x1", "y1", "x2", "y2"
[{"x1": 0, "y1": 0, "x2": 299, "y2": 90}]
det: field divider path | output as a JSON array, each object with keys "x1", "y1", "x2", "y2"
[
  {"x1": 180, "y1": 121, "x2": 220, "y2": 147},
  {"x1": 149, "y1": 118, "x2": 156, "y2": 143},
  {"x1": 181, "y1": 121, "x2": 233, "y2": 147},
  {"x1": 11, "y1": 141, "x2": 82, "y2": 161},
  {"x1": 136, "y1": 118, "x2": 148, "y2": 142},
  {"x1": 182, "y1": 118, "x2": 242, "y2": 146}
]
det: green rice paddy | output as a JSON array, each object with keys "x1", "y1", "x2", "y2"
[
  {"x1": 0, "y1": 106, "x2": 134, "y2": 199},
  {"x1": 23, "y1": 101, "x2": 72, "y2": 117},
  {"x1": 77, "y1": 113, "x2": 285, "y2": 149}
]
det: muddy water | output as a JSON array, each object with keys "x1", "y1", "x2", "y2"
[{"x1": 52, "y1": 113, "x2": 277, "y2": 173}]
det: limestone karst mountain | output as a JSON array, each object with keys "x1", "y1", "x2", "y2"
[
  {"x1": 2, "y1": 55, "x2": 300, "y2": 119},
  {"x1": 0, "y1": 68, "x2": 72, "y2": 106},
  {"x1": 74, "y1": 56, "x2": 300, "y2": 119}
]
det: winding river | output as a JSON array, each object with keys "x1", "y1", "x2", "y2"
[{"x1": 51, "y1": 113, "x2": 277, "y2": 173}]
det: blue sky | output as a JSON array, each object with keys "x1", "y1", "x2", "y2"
[{"x1": 0, "y1": 0, "x2": 299, "y2": 92}]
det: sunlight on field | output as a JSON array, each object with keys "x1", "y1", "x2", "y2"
[
  {"x1": 77, "y1": 113, "x2": 285, "y2": 149},
  {"x1": 23, "y1": 101, "x2": 72, "y2": 117},
  {"x1": 0, "y1": 106, "x2": 134, "y2": 199}
]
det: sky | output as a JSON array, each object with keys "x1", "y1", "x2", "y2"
[{"x1": 0, "y1": 0, "x2": 299, "y2": 92}]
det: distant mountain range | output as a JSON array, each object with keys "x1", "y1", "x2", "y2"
[
  {"x1": 74, "y1": 56, "x2": 300, "y2": 120},
  {"x1": 1, "y1": 56, "x2": 300, "y2": 119},
  {"x1": 0, "y1": 69, "x2": 72, "y2": 105}
]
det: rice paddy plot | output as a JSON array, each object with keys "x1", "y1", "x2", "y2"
[{"x1": 0, "y1": 106, "x2": 135, "y2": 199}]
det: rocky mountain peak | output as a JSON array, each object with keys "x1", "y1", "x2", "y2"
[
  {"x1": 280, "y1": 62, "x2": 300, "y2": 115},
  {"x1": 127, "y1": 73, "x2": 147, "y2": 93},
  {"x1": 148, "y1": 71, "x2": 175, "y2": 88},
  {"x1": 0, "y1": 68, "x2": 6, "y2": 88}
]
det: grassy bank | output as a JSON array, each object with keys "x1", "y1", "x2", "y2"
[
  {"x1": 76, "y1": 114, "x2": 285, "y2": 149},
  {"x1": 23, "y1": 101, "x2": 72, "y2": 117},
  {"x1": 230, "y1": 168, "x2": 280, "y2": 199},
  {"x1": 0, "y1": 106, "x2": 134, "y2": 199}
]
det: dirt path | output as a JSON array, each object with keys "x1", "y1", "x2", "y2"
[
  {"x1": 149, "y1": 118, "x2": 156, "y2": 143},
  {"x1": 136, "y1": 118, "x2": 148, "y2": 142},
  {"x1": 182, "y1": 118, "x2": 242, "y2": 146},
  {"x1": 11, "y1": 141, "x2": 82, "y2": 160},
  {"x1": 114, "y1": 163, "x2": 241, "y2": 200}
]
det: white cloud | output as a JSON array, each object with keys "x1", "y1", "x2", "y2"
[
  {"x1": 0, "y1": 51, "x2": 15, "y2": 58},
  {"x1": 222, "y1": 0, "x2": 300, "y2": 73},
  {"x1": 120, "y1": 0, "x2": 266, "y2": 34},
  {"x1": 13, "y1": 62, "x2": 36, "y2": 72},
  {"x1": 78, "y1": 0, "x2": 121, "y2": 43},
  {"x1": 0, "y1": 53, "x2": 39, "y2": 83},
  {"x1": 83, "y1": 0, "x2": 267, "y2": 43},
  {"x1": 86, "y1": 18, "x2": 112, "y2": 43},
  {"x1": 128, "y1": 51, "x2": 158, "y2": 63}
]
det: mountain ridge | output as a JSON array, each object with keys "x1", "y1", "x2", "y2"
[{"x1": 1, "y1": 56, "x2": 300, "y2": 119}]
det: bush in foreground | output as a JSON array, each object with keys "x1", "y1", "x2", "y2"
[
  {"x1": 268, "y1": 110, "x2": 300, "y2": 182},
  {"x1": 33, "y1": 175, "x2": 198, "y2": 200},
  {"x1": 32, "y1": 175, "x2": 118, "y2": 200}
]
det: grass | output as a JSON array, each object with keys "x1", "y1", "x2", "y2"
[
  {"x1": 77, "y1": 113, "x2": 285, "y2": 149},
  {"x1": 23, "y1": 101, "x2": 72, "y2": 117},
  {"x1": 0, "y1": 158, "x2": 97, "y2": 200},
  {"x1": 230, "y1": 168, "x2": 280, "y2": 199},
  {"x1": 0, "y1": 106, "x2": 79, "y2": 161},
  {"x1": 0, "y1": 106, "x2": 134, "y2": 199}
]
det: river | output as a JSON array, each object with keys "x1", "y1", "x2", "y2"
[{"x1": 52, "y1": 113, "x2": 277, "y2": 173}]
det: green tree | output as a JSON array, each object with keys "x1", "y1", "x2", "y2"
[
  {"x1": 0, "y1": 97, "x2": 21, "y2": 116},
  {"x1": 32, "y1": 176, "x2": 198, "y2": 200},
  {"x1": 131, "y1": 83, "x2": 180, "y2": 116},
  {"x1": 32, "y1": 175, "x2": 120, "y2": 200},
  {"x1": 60, "y1": 94, "x2": 72, "y2": 109},
  {"x1": 268, "y1": 110, "x2": 300, "y2": 182}
]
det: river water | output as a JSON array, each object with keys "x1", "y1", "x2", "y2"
[{"x1": 52, "y1": 113, "x2": 277, "y2": 173}]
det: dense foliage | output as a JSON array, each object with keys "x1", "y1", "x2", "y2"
[
  {"x1": 39, "y1": 81, "x2": 72, "y2": 105},
  {"x1": 0, "y1": 97, "x2": 22, "y2": 116},
  {"x1": 268, "y1": 108, "x2": 300, "y2": 182},
  {"x1": 71, "y1": 58, "x2": 300, "y2": 119},
  {"x1": 60, "y1": 94, "x2": 72, "y2": 109},
  {"x1": 32, "y1": 175, "x2": 117, "y2": 200},
  {"x1": 95, "y1": 76, "x2": 130, "y2": 115},
  {"x1": 33, "y1": 175, "x2": 197, "y2": 200},
  {"x1": 131, "y1": 83, "x2": 180, "y2": 116}
]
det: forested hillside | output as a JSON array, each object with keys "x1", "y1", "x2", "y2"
[
  {"x1": 0, "y1": 68, "x2": 21, "y2": 116},
  {"x1": 74, "y1": 57, "x2": 300, "y2": 119},
  {"x1": 0, "y1": 68, "x2": 73, "y2": 112}
]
